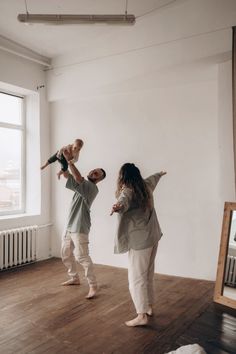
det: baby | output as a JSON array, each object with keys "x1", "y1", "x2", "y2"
[{"x1": 41, "y1": 138, "x2": 83, "y2": 179}]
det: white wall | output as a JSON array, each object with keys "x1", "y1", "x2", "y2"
[
  {"x1": 48, "y1": 0, "x2": 236, "y2": 280},
  {"x1": 0, "y1": 49, "x2": 51, "y2": 260}
]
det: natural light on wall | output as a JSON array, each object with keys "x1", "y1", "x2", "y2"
[{"x1": 0, "y1": 92, "x2": 25, "y2": 215}]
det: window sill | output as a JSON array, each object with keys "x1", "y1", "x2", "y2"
[{"x1": 0, "y1": 212, "x2": 40, "y2": 221}]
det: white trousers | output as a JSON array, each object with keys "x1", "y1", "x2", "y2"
[
  {"x1": 61, "y1": 231, "x2": 97, "y2": 287},
  {"x1": 128, "y1": 244, "x2": 158, "y2": 314}
]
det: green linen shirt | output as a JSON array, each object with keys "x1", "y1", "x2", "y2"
[
  {"x1": 114, "y1": 173, "x2": 163, "y2": 254},
  {"x1": 65, "y1": 174, "x2": 98, "y2": 234}
]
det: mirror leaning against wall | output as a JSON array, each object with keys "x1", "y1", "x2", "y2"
[{"x1": 214, "y1": 202, "x2": 236, "y2": 309}]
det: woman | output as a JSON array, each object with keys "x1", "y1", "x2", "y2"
[{"x1": 111, "y1": 163, "x2": 166, "y2": 327}]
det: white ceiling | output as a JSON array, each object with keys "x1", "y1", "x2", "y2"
[{"x1": 0, "y1": 0, "x2": 183, "y2": 59}]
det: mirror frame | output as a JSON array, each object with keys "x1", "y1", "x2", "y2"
[{"x1": 214, "y1": 202, "x2": 236, "y2": 309}]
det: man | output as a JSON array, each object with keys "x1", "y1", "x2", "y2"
[{"x1": 61, "y1": 150, "x2": 106, "y2": 299}]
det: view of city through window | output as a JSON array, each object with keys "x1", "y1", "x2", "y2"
[{"x1": 0, "y1": 92, "x2": 23, "y2": 214}]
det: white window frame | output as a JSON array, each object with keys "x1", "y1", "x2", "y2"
[{"x1": 0, "y1": 90, "x2": 26, "y2": 216}]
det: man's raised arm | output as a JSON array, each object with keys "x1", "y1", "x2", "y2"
[{"x1": 63, "y1": 148, "x2": 84, "y2": 184}]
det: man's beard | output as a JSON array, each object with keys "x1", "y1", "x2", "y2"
[{"x1": 88, "y1": 176, "x2": 96, "y2": 183}]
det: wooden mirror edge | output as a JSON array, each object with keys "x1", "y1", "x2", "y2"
[{"x1": 214, "y1": 202, "x2": 236, "y2": 309}]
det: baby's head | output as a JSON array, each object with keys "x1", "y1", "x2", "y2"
[{"x1": 72, "y1": 139, "x2": 84, "y2": 154}]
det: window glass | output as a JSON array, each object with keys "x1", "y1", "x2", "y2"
[
  {"x1": 0, "y1": 92, "x2": 22, "y2": 125},
  {"x1": 0, "y1": 127, "x2": 22, "y2": 213}
]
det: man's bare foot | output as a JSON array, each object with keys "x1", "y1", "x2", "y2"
[
  {"x1": 86, "y1": 286, "x2": 97, "y2": 299},
  {"x1": 61, "y1": 278, "x2": 80, "y2": 286},
  {"x1": 125, "y1": 314, "x2": 148, "y2": 327}
]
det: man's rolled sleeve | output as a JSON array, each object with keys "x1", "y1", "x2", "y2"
[{"x1": 66, "y1": 174, "x2": 85, "y2": 193}]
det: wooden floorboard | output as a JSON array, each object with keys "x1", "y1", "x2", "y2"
[
  {"x1": 0, "y1": 258, "x2": 236, "y2": 354},
  {"x1": 173, "y1": 303, "x2": 236, "y2": 354}
]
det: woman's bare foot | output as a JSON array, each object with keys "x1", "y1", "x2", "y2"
[{"x1": 125, "y1": 314, "x2": 148, "y2": 327}]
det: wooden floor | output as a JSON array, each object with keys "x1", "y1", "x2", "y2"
[{"x1": 0, "y1": 258, "x2": 236, "y2": 354}]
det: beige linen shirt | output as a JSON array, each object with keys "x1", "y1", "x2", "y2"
[
  {"x1": 65, "y1": 175, "x2": 98, "y2": 234},
  {"x1": 114, "y1": 173, "x2": 163, "y2": 254}
]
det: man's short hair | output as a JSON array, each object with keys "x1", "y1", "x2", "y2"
[{"x1": 100, "y1": 168, "x2": 106, "y2": 179}]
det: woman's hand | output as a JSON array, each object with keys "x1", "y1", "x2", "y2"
[{"x1": 110, "y1": 203, "x2": 123, "y2": 216}]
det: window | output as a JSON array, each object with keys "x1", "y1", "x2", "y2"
[{"x1": 0, "y1": 91, "x2": 25, "y2": 216}]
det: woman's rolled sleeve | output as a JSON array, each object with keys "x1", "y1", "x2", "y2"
[{"x1": 117, "y1": 187, "x2": 133, "y2": 213}]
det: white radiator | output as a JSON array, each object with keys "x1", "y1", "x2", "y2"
[
  {"x1": 0, "y1": 225, "x2": 37, "y2": 270},
  {"x1": 224, "y1": 255, "x2": 236, "y2": 287}
]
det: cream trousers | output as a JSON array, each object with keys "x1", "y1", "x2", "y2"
[
  {"x1": 128, "y1": 244, "x2": 158, "y2": 314},
  {"x1": 61, "y1": 231, "x2": 97, "y2": 287}
]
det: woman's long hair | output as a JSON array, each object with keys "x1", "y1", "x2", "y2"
[{"x1": 116, "y1": 163, "x2": 151, "y2": 210}]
